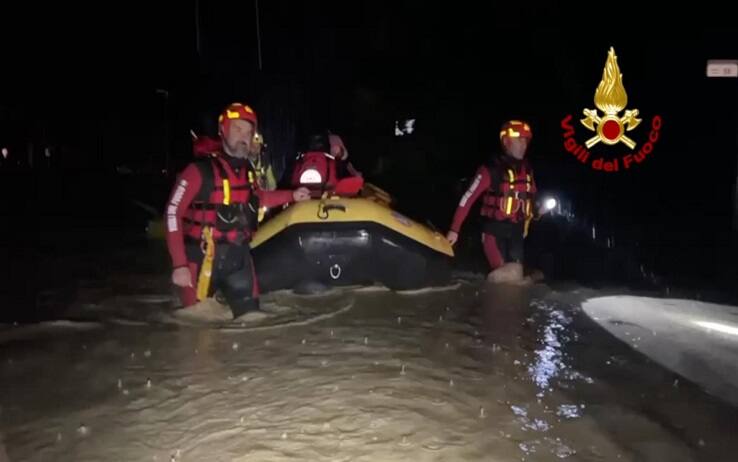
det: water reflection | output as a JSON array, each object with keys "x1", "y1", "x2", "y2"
[
  {"x1": 528, "y1": 302, "x2": 571, "y2": 397},
  {"x1": 481, "y1": 286, "x2": 579, "y2": 397}
]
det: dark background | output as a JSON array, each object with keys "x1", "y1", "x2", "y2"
[{"x1": 1, "y1": 2, "x2": 737, "y2": 319}]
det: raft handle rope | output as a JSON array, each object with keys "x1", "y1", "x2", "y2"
[
  {"x1": 329, "y1": 264, "x2": 342, "y2": 280},
  {"x1": 317, "y1": 203, "x2": 347, "y2": 220}
]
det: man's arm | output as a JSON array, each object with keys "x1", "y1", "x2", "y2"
[
  {"x1": 165, "y1": 164, "x2": 202, "y2": 268},
  {"x1": 256, "y1": 189, "x2": 294, "y2": 208},
  {"x1": 449, "y1": 165, "x2": 491, "y2": 233}
]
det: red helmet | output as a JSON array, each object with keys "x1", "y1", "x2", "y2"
[
  {"x1": 218, "y1": 103, "x2": 258, "y2": 135},
  {"x1": 499, "y1": 120, "x2": 532, "y2": 140}
]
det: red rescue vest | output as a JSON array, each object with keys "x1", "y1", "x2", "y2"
[
  {"x1": 183, "y1": 157, "x2": 259, "y2": 244},
  {"x1": 480, "y1": 159, "x2": 535, "y2": 223}
]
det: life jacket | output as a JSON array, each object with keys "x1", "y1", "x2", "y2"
[
  {"x1": 480, "y1": 157, "x2": 535, "y2": 223},
  {"x1": 193, "y1": 137, "x2": 275, "y2": 192},
  {"x1": 183, "y1": 157, "x2": 260, "y2": 245}
]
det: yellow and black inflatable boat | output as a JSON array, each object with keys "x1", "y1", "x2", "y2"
[{"x1": 251, "y1": 183, "x2": 454, "y2": 292}]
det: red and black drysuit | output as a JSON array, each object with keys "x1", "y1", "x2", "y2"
[
  {"x1": 450, "y1": 155, "x2": 537, "y2": 270},
  {"x1": 165, "y1": 155, "x2": 294, "y2": 316}
]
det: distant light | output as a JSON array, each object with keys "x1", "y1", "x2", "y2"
[
  {"x1": 693, "y1": 320, "x2": 738, "y2": 337},
  {"x1": 44, "y1": 148, "x2": 51, "y2": 158},
  {"x1": 544, "y1": 198, "x2": 557, "y2": 211},
  {"x1": 1, "y1": 148, "x2": 8, "y2": 159},
  {"x1": 394, "y1": 118, "x2": 416, "y2": 137},
  {"x1": 404, "y1": 119, "x2": 415, "y2": 134}
]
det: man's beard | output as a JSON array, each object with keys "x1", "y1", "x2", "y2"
[{"x1": 224, "y1": 140, "x2": 250, "y2": 158}]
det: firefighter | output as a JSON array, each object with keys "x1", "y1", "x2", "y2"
[
  {"x1": 165, "y1": 103, "x2": 310, "y2": 321},
  {"x1": 446, "y1": 120, "x2": 549, "y2": 277}
]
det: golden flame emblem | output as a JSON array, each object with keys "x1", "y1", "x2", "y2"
[{"x1": 581, "y1": 47, "x2": 641, "y2": 149}]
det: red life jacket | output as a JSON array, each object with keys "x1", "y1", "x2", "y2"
[
  {"x1": 480, "y1": 158, "x2": 536, "y2": 223},
  {"x1": 183, "y1": 157, "x2": 260, "y2": 244}
]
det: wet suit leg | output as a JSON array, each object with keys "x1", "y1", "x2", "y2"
[
  {"x1": 214, "y1": 243, "x2": 260, "y2": 318},
  {"x1": 482, "y1": 222, "x2": 525, "y2": 271},
  {"x1": 178, "y1": 240, "x2": 260, "y2": 317},
  {"x1": 482, "y1": 233, "x2": 505, "y2": 270},
  {"x1": 504, "y1": 233, "x2": 524, "y2": 264}
]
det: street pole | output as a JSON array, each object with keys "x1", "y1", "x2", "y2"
[{"x1": 255, "y1": 0, "x2": 263, "y2": 71}]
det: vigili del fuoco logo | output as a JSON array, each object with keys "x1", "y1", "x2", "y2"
[{"x1": 561, "y1": 47, "x2": 662, "y2": 172}]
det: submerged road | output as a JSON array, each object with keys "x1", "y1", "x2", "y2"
[{"x1": 1, "y1": 275, "x2": 737, "y2": 461}]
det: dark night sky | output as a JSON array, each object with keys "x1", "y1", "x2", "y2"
[{"x1": 2, "y1": 2, "x2": 738, "y2": 243}]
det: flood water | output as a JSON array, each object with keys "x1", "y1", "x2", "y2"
[{"x1": 1, "y1": 252, "x2": 737, "y2": 461}]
